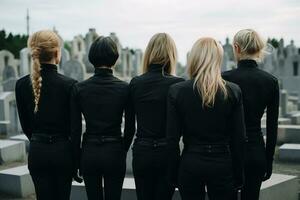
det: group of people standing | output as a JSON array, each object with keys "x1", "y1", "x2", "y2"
[{"x1": 15, "y1": 28, "x2": 279, "y2": 200}]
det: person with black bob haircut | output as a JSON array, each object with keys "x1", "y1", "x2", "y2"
[{"x1": 70, "y1": 36, "x2": 135, "y2": 200}]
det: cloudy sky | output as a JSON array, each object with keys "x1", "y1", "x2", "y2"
[{"x1": 1, "y1": 0, "x2": 299, "y2": 64}]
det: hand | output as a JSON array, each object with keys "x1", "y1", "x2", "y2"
[
  {"x1": 262, "y1": 161, "x2": 273, "y2": 181},
  {"x1": 73, "y1": 174, "x2": 83, "y2": 183},
  {"x1": 73, "y1": 170, "x2": 83, "y2": 183}
]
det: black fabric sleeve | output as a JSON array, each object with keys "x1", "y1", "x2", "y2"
[
  {"x1": 15, "y1": 81, "x2": 32, "y2": 139},
  {"x1": 70, "y1": 84, "x2": 82, "y2": 173},
  {"x1": 229, "y1": 85, "x2": 246, "y2": 188},
  {"x1": 123, "y1": 86, "x2": 136, "y2": 152},
  {"x1": 166, "y1": 86, "x2": 182, "y2": 186},
  {"x1": 266, "y1": 80, "x2": 279, "y2": 161}
]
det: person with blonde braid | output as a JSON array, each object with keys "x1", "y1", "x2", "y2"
[{"x1": 15, "y1": 30, "x2": 79, "y2": 200}]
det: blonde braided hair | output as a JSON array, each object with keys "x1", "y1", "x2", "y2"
[{"x1": 28, "y1": 30, "x2": 60, "y2": 113}]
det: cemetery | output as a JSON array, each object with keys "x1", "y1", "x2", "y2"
[{"x1": 0, "y1": 29, "x2": 299, "y2": 199}]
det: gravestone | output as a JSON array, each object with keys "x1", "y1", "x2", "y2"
[
  {"x1": 82, "y1": 54, "x2": 94, "y2": 73},
  {"x1": 280, "y1": 90, "x2": 288, "y2": 117},
  {"x1": 19, "y1": 48, "x2": 31, "y2": 77},
  {"x1": 61, "y1": 60, "x2": 85, "y2": 82},
  {"x1": 262, "y1": 125, "x2": 300, "y2": 144},
  {"x1": 2, "y1": 64, "x2": 17, "y2": 92},
  {"x1": 0, "y1": 140, "x2": 26, "y2": 164},
  {"x1": 60, "y1": 48, "x2": 70, "y2": 69},
  {"x1": 0, "y1": 165, "x2": 34, "y2": 197},
  {"x1": 0, "y1": 50, "x2": 18, "y2": 82},
  {"x1": 0, "y1": 92, "x2": 20, "y2": 137},
  {"x1": 290, "y1": 112, "x2": 300, "y2": 124},
  {"x1": 10, "y1": 134, "x2": 30, "y2": 152},
  {"x1": 72, "y1": 35, "x2": 86, "y2": 62},
  {"x1": 279, "y1": 144, "x2": 300, "y2": 162}
]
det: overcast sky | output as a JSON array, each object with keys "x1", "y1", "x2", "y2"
[{"x1": 1, "y1": 0, "x2": 299, "y2": 64}]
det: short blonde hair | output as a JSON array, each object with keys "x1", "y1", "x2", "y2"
[
  {"x1": 233, "y1": 29, "x2": 265, "y2": 61},
  {"x1": 142, "y1": 33, "x2": 177, "y2": 75},
  {"x1": 188, "y1": 37, "x2": 227, "y2": 107},
  {"x1": 28, "y1": 30, "x2": 61, "y2": 113}
]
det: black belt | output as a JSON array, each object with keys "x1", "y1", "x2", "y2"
[
  {"x1": 83, "y1": 135, "x2": 122, "y2": 145},
  {"x1": 31, "y1": 134, "x2": 70, "y2": 144},
  {"x1": 184, "y1": 144, "x2": 230, "y2": 153},
  {"x1": 134, "y1": 138, "x2": 168, "y2": 148}
]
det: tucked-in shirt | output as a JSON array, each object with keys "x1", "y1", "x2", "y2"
[
  {"x1": 166, "y1": 80, "x2": 246, "y2": 185},
  {"x1": 222, "y1": 59, "x2": 279, "y2": 161},
  {"x1": 70, "y1": 67, "x2": 135, "y2": 169},
  {"x1": 129, "y1": 64, "x2": 185, "y2": 139},
  {"x1": 15, "y1": 63, "x2": 77, "y2": 139}
]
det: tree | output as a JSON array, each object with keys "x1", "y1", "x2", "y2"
[
  {"x1": 267, "y1": 38, "x2": 279, "y2": 48},
  {"x1": 0, "y1": 29, "x2": 28, "y2": 58}
]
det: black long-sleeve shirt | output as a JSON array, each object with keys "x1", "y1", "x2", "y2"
[
  {"x1": 166, "y1": 80, "x2": 246, "y2": 185},
  {"x1": 129, "y1": 64, "x2": 184, "y2": 139},
  {"x1": 70, "y1": 68, "x2": 135, "y2": 168},
  {"x1": 15, "y1": 64, "x2": 77, "y2": 139},
  {"x1": 222, "y1": 59, "x2": 279, "y2": 161}
]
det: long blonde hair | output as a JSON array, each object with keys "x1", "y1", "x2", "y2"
[
  {"x1": 142, "y1": 33, "x2": 177, "y2": 75},
  {"x1": 28, "y1": 30, "x2": 60, "y2": 113},
  {"x1": 233, "y1": 29, "x2": 265, "y2": 61},
  {"x1": 188, "y1": 37, "x2": 227, "y2": 107}
]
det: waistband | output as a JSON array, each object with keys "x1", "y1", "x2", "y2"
[
  {"x1": 31, "y1": 134, "x2": 70, "y2": 144},
  {"x1": 246, "y1": 133, "x2": 264, "y2": 143},
  {"x1": 83, "y1": 135, "x2": 122, "y2": 145},
  {"x1": 184, "y1": 144, "x2": 230, "y2": 153},
  {"x1": 134, "y1": 138, "x2": 168, "y2": 147}
]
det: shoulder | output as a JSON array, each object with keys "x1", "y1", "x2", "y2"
[
  {"x1": 225, "y1": 81, "x2": 242, "y2": 102},
  {"x1": 56, "y1": 73, "x2": 77, "y2": 86},
  {"x1": 257, "y1": 68, "x2": 278, "y2": 83},
  {"x1": 222, "y1": 69, "x2": 238, "y2": 80},
  {"x1": 16, "y1": 75, "x2": 31, "y2": 90},
  {"x1": 166, "y1": 75, "x2": 185, "y2": 83},
  {"x1": 169, "y1": 80, "x2": 189, "y2": 94}
]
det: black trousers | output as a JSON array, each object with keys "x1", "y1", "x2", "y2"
[
  {"x1": 132, "y1": 141, "x2": 175, "y2": 200},
  {"x1": 81, "y1": 142, "x2": 126, "y2": 200},
  {"x1": 242, "y1": 136, "x2": 266, "y2": 200},
  {"x1": 28, "y1": 140, "x2": 73, "y2": 200},
  {"x1": 178, "y1": 150, "x2": 236, "y2": 200}
]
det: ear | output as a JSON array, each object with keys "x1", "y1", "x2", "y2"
[{"x1": 234, "y1": 43, "x2": 241, "y2": 54}]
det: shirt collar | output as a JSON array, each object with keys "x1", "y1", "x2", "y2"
[
  {"x1": 237, "y1": 59, "x2": 258, "y2": 68},
  {"x1": 40, "y1": 63, "x2": 58, "y2": 72},
  {"x1": 94, "y1": 67, "x2": 113, "y2": 76}
]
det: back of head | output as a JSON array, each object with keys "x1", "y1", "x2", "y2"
[
  {"x1": 188, "y1": 37, "x2": 227, "y2": 107},
  {"x1": 88, "y1": 36, "x2": 119, "y2": 68},
  {"x1": 28, "y1": 30, "x2": 61, "y2": 113},
  {"x1": 233, "y1": 29, "x2": 265, "y2": 61},
  {"x1": 142, "y1": 33, "x2": 177, "y2": 75}
]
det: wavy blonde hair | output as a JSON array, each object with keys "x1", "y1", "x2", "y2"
[
  {"x1": 28, "y1": 30, "x2": 61, "y2": 113},
  {"x1": 142, "y1": 33, "x2": 177, "y2": 75},
  {"x1": 188, "y1": 37, "x2": 227, "y2": 107},
  {"x1": 233, "y1": 29, "x2": 266, "y2": 61}
]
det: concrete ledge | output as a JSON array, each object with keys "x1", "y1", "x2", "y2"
[
  {"x1": 71, "y1": 174, "x2": 298, "y2": 200},
  {"x1": 279, "y1": 144, "x2": 300, "y2": 162},
  {"x1": 260, "y1": 173, "x2": 298, "y2": 200},
  {"x1": 0, "y1": 140, "x2": 26, "y2": 164},
  {"x1": 9, "y1": 134, "x2": 29, "y2": 152},
  {"x1": 0, "y1": 165, "x2": 34, "y2": 197}
]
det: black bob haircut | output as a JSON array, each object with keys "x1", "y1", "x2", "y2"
[{"x1": 88, "y1": 36, "x2": 119, "y2": 68}]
